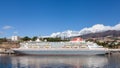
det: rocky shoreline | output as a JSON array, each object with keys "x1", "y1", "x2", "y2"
[{"x1": 0, "y1": 42, "x2": 20, "y2": 54}]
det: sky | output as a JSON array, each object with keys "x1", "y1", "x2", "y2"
[{"x1": 0, "y1": 0, "x2": 120, "y2": 38}]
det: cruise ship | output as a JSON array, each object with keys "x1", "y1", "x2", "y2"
[{"x1": 13, "y1": 38, "x2": 108, "y2": 55}]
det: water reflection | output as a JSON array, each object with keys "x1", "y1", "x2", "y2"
[
  {"x1": 8, "y1": 55, "x2": 108, "y2": 68},
  {"x1": 1, "y1": 54, "x2": 120, "y2": 68},
  {"x1": 40, "y1": 63, "x2": 76, "y2": 68},
  {"x1": 0, "y1": 54, "x2": 12, "y2": 68}
]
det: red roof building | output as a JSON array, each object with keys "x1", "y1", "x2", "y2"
[{"x1": 70, "y1": 37, "x2": 83, "y2": 42}]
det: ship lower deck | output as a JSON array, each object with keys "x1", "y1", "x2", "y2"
[{"x1": 13, "y1": 49, "x2": 108, "y2": 55}]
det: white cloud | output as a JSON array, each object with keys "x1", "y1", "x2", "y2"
[
  {"x1": 50, "y1": 23, "x2": 120, "y2": 37},
  {"x1": 2, "y1": 25, "x2": 13, "y2": 30},
  {"x1": 112, "y1": 24, "x2": 120, "y2": 30},
  {"x1": 50, "y1": 30, "x2": 81, "y2": 38}
]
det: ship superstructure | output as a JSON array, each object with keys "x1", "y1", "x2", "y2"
[{"x1": 13, "y1": 38, "x2": 108, "y2": 55}]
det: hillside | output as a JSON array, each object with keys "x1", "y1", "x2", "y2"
[{"x1": 78, "y1": 30, "x2": 120, "y2": 39}]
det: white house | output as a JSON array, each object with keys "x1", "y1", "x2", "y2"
[{"x1": 11, "y1": 36, "x2": 20, "y2": 41}]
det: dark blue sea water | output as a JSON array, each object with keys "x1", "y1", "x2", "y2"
[{"x1": 0, "y1": 54, "x2": 120, "y2": 68}]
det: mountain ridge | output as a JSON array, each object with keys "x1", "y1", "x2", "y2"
[
  {"x1": 50, "y1": 24, "x2": 120, "y2": 38},
  {"x1": 78, "y1": 30, "x2": 120, "y2": 39}
]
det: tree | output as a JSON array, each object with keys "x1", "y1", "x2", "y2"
[
  {"x1": 43, "y1": 37, "x2": 68, "y2": 42},
  {"x1": 21, "y1": 36, "x2": 31, "y2": 41},
  {"x1": 0, "y1": 37, "x2": 7, "y2": 43},
  {"x1": 32, "y1": 36, "x2": 37, "y2": 41}
]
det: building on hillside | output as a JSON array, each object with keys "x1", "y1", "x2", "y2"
[{"x1": 11, "y1": 36, "x2": 20, "y2": 41}]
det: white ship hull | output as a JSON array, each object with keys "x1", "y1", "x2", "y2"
[{"x1": 13, "y1": 49, "x2": 108, "y2": 55}]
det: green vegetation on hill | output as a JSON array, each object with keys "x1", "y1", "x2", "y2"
[
  {"x1": 0, "y1": 38, "x2": 7, "y2": 43},
  {"x1": 43, "y1": 37, "x2": 69, "y2": 42},
  {"x1": 86, "y1": 39, "x2": 120, "y2": 48},
  {"x1": 21, "y1": 36, "x2": 31, "y2": 41},
  {"x1": 20, "y1": 36, "x2": 69, "y2": 42}
]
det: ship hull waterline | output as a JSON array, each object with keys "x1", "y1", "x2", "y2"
[{"x1": 13, "y1": 49, "x2": 108, "y2": 55}]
